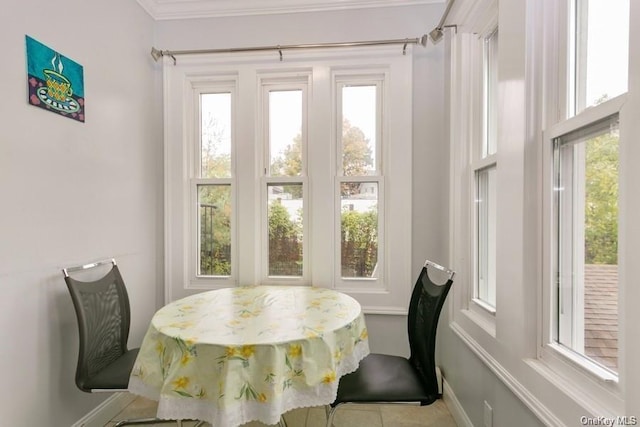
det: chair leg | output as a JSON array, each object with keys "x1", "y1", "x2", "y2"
[
  {"x1": 113, "y1": 417, "x2": 177, "y2": 426},
  {"x1": 325, "y1": 405, "x2": 338, "y2": 427}
]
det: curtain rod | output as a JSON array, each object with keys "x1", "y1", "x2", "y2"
[
  {"x1": 428, "y1": 0, "x2": 456, "y2": 43},
  {"x1": 151, "y1": 35, "x2": 429, "y2": 64}
]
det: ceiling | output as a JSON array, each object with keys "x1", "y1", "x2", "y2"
[{"x1": 135, "y1": 0, "x2": 440, "y2": 20}]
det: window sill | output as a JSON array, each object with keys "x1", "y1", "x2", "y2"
[
  {"x1": 530, "y1": 344, "x2": 624, "y2": 418},
  {"x1": 545, "y1": 342, "x2": 618, "y2": 384},
  {"x1": 462, "y1": 306, "x2": 496, "y2": 338}
]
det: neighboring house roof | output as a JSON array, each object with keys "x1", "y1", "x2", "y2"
[{"x1": 584, "y1": 264, "x2": 618, "y2": 371}]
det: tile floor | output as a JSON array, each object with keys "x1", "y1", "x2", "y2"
[{"x1": 106, "y1": 396, "x2": 458, "y2": 427}]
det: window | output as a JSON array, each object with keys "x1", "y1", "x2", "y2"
[
  {"x1": 472, "y1": 27, "x2": 498, "y2": 313},
  {"x1": 540, "y1": 0, "x2": 629, "y2": 387},
  {"x1": 261, "y1": 83, "x2": 308, "y2": 283},
  {"x1": 164, "y1": 47, "x2": 413, "y2": 311},
  {"x1": 553, "y1": 115, "x2": 619, "y2": 374},
  {"x1": 569, "y1": 0, "x2": 629, "y2": 115},
  {"x1": 475, "y1": 166, "x2": 496, "y2": 308},
  {"x1": 195, "y1": 88, "x2": 234, "y2": 282},
  {"x1": 336, "y1": 80, "x2": 383, "y2": 286}
]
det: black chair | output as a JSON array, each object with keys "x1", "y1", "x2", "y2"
[
  {"x1": 326, "y1": 260, "x2": 455, "y2": 427},
  {"x1": 63, "y1": 259, "x2": 181, "y2": 427}
]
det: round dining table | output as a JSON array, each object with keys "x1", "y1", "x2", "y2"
[{"x1": 128, "y1": 285, "x2": 370, "y2": 427}]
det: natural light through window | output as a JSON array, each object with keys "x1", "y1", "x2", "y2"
[
  {"x1": 269, "y1": 90, "x2": 302, "y2": 177},
  {"x1": 201, "y1": 93, "x2": 231, "y2": 178},
  {"x1": 476, "y1": 166, "x2": 496, "y2": 308},
  {"x1": 338, "y1": 83, "x2": 381, "y2": 280},
  {"x1": 484, "y1": 29, "x2": 498, "y2": 157},
  {"x1": 472, "y1": 27, "x2": 498, "y2": 312},
  {"x1": 264, "y1": 86, "x2": 307, "y2": 279},
  {"x1": 570, "y1": 0, "x2": 629, "y2": 114},
  {"x1": 198, "y1": 92, "x2": 233, "y2": 277},
  {"x1": 554, "y1": 116, "x2": 619, "y2": 373}
]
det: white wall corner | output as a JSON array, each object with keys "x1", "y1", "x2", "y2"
[{"x1": 443, "y1": 378, "x2": 474, "y2": 427}]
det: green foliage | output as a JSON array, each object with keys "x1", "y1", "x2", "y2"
[
  {"x1": 199, "y1": 187, "x2": 231, "y2": 275},
  {"x1": 268, "y1": 202, "x2": 302, "y2": 276},
  {"x1": 271, "y1": 134, "x2": 302, "y2": 176},
  {"x1": 199, "y1": 111, "x2": 377, "y2": 276},
  {"x1": 341, "y1": 208, "x2": 378, "y2": 277},
  {"x1": 585, "y1": 131, "x2": 619, "y2": 265}
]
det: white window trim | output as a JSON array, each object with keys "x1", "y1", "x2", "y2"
[
  {"x1": 188, "y1": 77, "x2": 239, "y2": 290},
  {"x1": 333, "y1": 74, "x2": 385, "y2": 291},
  {"x1": 258, "y1": 76, "x2": 311, "y2": 285},
  {"x1": 162, "y1": 47, "x2": 413, "y2": 314},
  {"x1": 190, "y1": 82, "x2": 237, "y2": 289},
  {"x1": 540, "y1": 94, "x2": 626, "y2": 396},
  {"x1": 449, "y1": 13, "x2": 499, "y2": 337},
  {"x1": 536, "y1": 0, "x2": 629, "y2": 414}
]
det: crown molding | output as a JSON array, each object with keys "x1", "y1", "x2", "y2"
[{"x1": 136, "y1": 0, "x2": 443, "y2": 20}]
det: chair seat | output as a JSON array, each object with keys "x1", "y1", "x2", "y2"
[
  {"x1": 82, "y1": 348, "x2": 140, "y2": 391},
  {"x1": 333, "y1": 353, "x2": 436, "y2": 405}
]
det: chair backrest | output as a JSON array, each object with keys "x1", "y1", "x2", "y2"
[
  {"x1": 63, "y1": 259, "x2": 131, "y2": 392},
  {"x1": 407, "y1": 260, "x2": 454, "y2": 402}
]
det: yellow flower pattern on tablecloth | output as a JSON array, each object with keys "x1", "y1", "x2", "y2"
[{"x1": 129, "y1": 286, "x2": 369, "y2": 427}]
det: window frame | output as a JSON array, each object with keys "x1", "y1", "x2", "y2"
[
  {"x1": 466, "y1": 21, "x2": 500, "y2": 330},
  {"x1": 541, "y1": 94, "x2": 625, "y2": 388},
  {"x1": 538, "y1": 0, "x2": 629, "y2": 407},
  {"x1": 162, "y1": 47, "x2": 414, "y2": 313},
  {"x1": 189, "y1": 79, "x2": 238, "y2": 289},
  {"x1": 334, "y1": 75, "x2": 386, "y2": 291},
  {"x1": 259, "y1": 76, "x2": 311, "y2": 285}
]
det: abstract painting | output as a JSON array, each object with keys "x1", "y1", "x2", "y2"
[{"x1": 26, "y1": 35, "x2": 85, "y2": 122}]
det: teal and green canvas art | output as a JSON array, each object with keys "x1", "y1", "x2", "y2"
[{"x1": 26, "y1": 35, "x2": 85, "y2": 122}]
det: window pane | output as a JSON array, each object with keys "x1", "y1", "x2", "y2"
[
  {"x1": 201, "y1": 93, "x2": 232, "y2": 178},
  {"x1": 342, "y1": 85, "x2": 376, "y2": 176},
  {"x1": 269, "y1": 90, "x2": 302, "y2": 177},
  {"x1": 555, "y1": 117, "x2": 619, "y2": 372},
  {"x1": 341, "y1": 182, "x2": 378, "y2": 278},
  {"x1": 484, "y1": 29, "x2": 498, "y2": 157},
  {"x1": 572, "y1": 0, "x2": 629, "y2": 113},
  {"x1": 476, "y1": 167, "x2": 496, "y2": 308},
  {"x1": 268, "y1": 183, "x2": 303, "y2": 276},
  {"x1": 198, "y1": 185, "x2": 231, "y2": 276}
]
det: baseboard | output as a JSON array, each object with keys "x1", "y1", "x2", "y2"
[
  {"x1": 72, "y1": 392, "x2": 136, "y2": 427},
  {"x1": 443, "y1": 378, "x2": 474, "y2": 427}
]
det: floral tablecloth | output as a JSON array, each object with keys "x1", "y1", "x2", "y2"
[{"x1": 128, "y1": 285, "x2": 369, "y2": 426}]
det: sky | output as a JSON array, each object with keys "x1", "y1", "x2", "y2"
[
  {"x1": 200, "y1": 85, "x2": 378, "y2": 171},
  {"x1": 584, "y1": 0, "x2": 629, "y2": 108}
]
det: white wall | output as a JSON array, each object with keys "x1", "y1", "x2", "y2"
[
  {"x1": 154, "y1": 3, "x2": 449, "y2": 357},
  {"x1": 0, "y1": 0, "x2": 161, "y2": 425}
]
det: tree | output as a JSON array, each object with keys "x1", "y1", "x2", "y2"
[
  {"x1": 201, "y1": 115, "x2": 231, "y2": 179},
  {"x1": 271, "y1": 134, "x2": 303, "y2": 198},
  {"x1": 341, "y1": 208, "x2": 378, "y2": 277},
  {"x1": 341, "y1": 119, "x2": 373, "y2": 177},
  {"x1": 268, "y1": 202, "x2": 302, "y2": 276},
  {"x1": 200, "y1": 114, "x2": 232, "y2": 275},
  {"x1": 271, "y1": 134, "x2": 302, "y2": 177},
  {"x1": 270, "y1": 118, "x2": 373, "y2": 179},
  {"x1": 584, "y1": 130, "x2": 618, "y2": 265}
]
